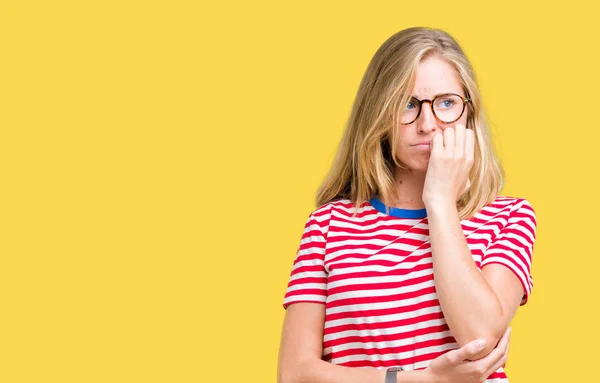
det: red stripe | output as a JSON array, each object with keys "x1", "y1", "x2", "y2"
[
  {"x1": 327, "y1": 284, "x2": 437, "y2": 309},
  {"x1": 324, "y1": 334, "x2": 456, "y2": 358},
  {"x1": 323, "y1": 311, "x2": 445, "y2": 335},
  {"x1": 324, "y1": 323, "x2": 451, "y2": 348},
  {"x1": 286, "y1": 276, "x2": 327, "y2": 287}
]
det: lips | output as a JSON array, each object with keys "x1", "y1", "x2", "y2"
[{"x1": 413, "y1": 142, "x2": 431, "y2": 151}]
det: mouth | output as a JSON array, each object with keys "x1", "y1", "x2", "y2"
[{"x1": 412, "y1": 142, "x2": 431, "y2": 150}]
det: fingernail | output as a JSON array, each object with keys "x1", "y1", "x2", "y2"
[{"x1": 476, "y1": 339, "x2": 486, "y2": 348}]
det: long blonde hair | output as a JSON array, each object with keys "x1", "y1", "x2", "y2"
[{"x1": 315, "y1": 27, "x2": 504, "y2": 220}]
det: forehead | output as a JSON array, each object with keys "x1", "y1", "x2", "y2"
[{"x1": 411, "y1": 55, "x2": 463, "y2": 98}]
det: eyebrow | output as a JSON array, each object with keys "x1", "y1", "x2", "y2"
[{"x1": 410, "y1": 92, "x2": 460, "y2": 99}]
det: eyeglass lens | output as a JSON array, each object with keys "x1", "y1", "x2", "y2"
[{"x1": 400, "y1": 94, "x2": 465, "y2": 124}]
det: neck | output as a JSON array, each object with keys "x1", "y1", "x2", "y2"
[{"x1": 391, "y1": 166, "x2": 427, "y2": 209}]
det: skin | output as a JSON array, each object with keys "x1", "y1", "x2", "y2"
[
  {"x1": 391, "y1": 54, "x2": 525, "y2": 364},
  {"x1": 391, "y1": 54, "x2": 469, "y2": 207}
]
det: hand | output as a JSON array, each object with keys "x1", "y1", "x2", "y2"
[
  {"x1": 423, "y1": 327, "x2": 511, "y2": 383},
  {"x1": 422, "y1": 124, "x2": 474, "y2": 207}
]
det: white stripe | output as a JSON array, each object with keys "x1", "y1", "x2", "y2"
[
  {"x1": 288, "y1": 270, "x2": 326, "y2": 282},
  {"x1": 327, "y1": 260, "x2": 433, "y2": 288},
  {"x1": 283, "y1": 294, "x2": 326, "y2": 305},
  {"x1": 325, "y1": 292, "x2": 440, "y2": 315},
  {"x1": 286, "y1": 282, "x2": 327, "y2": 293},
  {"x1": 324, "y1": 318, "x2": 449, "y2": 342},
  {"x1": 324, "y1": 305, "x2": 443, "y2": 328},
  {"x1": 327, "y1": 271, "x2": 434, "y2": 302}
]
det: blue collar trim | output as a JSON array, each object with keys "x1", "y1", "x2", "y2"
[{"x1": 369, "y1": 197, "x2": 428, "y2": 219}]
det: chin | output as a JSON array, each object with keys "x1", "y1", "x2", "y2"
[
  {"x1": 404, "y1": 158, "x2": 429, "y2": 172},
  {"x1": 397, "y1": 151, "x2": 431, "y2": 172}
]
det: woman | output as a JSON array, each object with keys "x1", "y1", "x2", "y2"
[{"x1": 278, "y1": 27, "x2": 537, "y2": 383}]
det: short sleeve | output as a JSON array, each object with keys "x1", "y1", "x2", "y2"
[
  {"x1": 481, "y1": 199, "x2": 537, "y2": 306},
  {"x1": 282, "y1": 212, "x2": 329, "y2": 310}
]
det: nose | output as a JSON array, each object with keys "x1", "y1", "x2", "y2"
[{"x1": 416, "y1": 101, "x2": 439, "y2": 134}]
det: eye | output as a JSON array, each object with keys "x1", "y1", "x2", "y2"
[
  {"x1": 405, "y1": 98, "x2": 418, "y2": 110},
  {"x1": 436, "y1": 97, "x2": 456, "y2": 109}
]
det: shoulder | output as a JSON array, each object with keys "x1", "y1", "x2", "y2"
[
  {"x1": 480, "y1": 195, "x2": 535, "y2": 216},
  {"x1": 305, "y1": 198, "x2": 376, "y2": 231},
  {"x1": 477, "y1": 195, "x2": 537, "y2": 235},
  {"x1": 310, "y1": 198, "x2": 375, "y2": 220}
]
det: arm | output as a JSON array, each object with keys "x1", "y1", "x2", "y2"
[
  {"x1": 277, "y1": 302, "x2": 431, "y2": 383},
  {"x1": 422, "y1": 125, "x2": 536, "y2": 360},
  {"x1": 425, "y1": 202, "x2": 523, "y2": 360}
]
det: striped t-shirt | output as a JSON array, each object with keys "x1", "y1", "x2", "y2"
[{"x1": 282, "y1": 196, "x2": 536, "y2": 382}]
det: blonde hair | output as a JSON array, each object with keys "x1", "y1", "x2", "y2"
[{"x1": 315, "y1": 27, "x2": 504, "y2": 220}]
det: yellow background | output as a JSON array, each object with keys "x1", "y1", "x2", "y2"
[{"x1": 1, "y1": 1, "x2": 597, "y2": 382}]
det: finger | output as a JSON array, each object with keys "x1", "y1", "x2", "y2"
[
  {"x1": 503, "y1": 341, "x2": 510, "y2": 368},
  {"x1": 443, "y1": 126, "x2": 455, "y2": 155},
  {"x1": 503, "y1": 328, "x2": 511, "y2": 352},
  {"x1": 498, "y1": 327, "x2": 511, "y2": 351},
  {"x1": 431, "y1": 131, "x2": 444, "y2": 155},
  {"x1": 484, "y1": 350, "x2": 509, "y2": 378},
  {"x1": 454, "y1": 124, "x2": 465, "y2": 158},
  {"x1": 474, "y1": 328, "x2": 512, "y2": 371},
  {"x1": 490, "y1": 327, "x2": 511, "y2": 358},
  {"x1": 483, "y1": 332, "x2": 511, "y2": 377},
  {"x1": 466, "y1": 128, "x2": 475, "y2": 163},
  {"x1": 448, "y1": 339, "x2": 487, "y2": 365}
]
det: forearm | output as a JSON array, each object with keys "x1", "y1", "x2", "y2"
[
  {"x1": 426, "y1": 201, "x2": 504, "y2": 358},
  {"x1": 281, "y1": 359, "x2": 432, "y2": 383}
]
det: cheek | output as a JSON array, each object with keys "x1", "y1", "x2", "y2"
[
  {"x1": 396, "y1": 129, "x2": 411, "y2": 146},
  {"x1": 394, "y1": 136, "x2": 410, "y2": 155},
  {"x1": 394, "y1": 139, "x2": 415, "y2": 163}
]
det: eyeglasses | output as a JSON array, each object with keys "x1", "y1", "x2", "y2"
[{"x1": 399, "y1": 93, "x2": 471, "y2": 125}]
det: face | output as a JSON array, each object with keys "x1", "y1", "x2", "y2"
[{"x1": 391, "y1": 54, "x2": 469, "y2": 172}]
